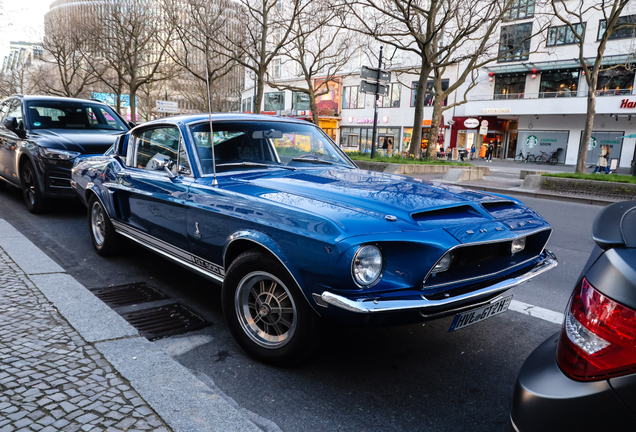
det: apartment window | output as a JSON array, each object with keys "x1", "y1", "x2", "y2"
[
  {"x1": 380, "y1": 83, "x2": 401, "y2": 108},
  {"x1": 494, "y1": 74, "x2": 526, "y2": 99},
  {"x1": 547, "y1": 23, "x2": 585, "y2": 46},
  {"x1": 598, "y1": 15, "x2": 636, "y2": 40},
  {"x1": 271, "y1": 59, "x2": 281, "y2": 79},
  {"x1": 410, "y1": 80, "x2": 449, "y2": 107},
  {"x1": 242, "y1": 97, "x2": 252, "y2": 112},
  {"x1": 292, "y1": 92, "x2": 311, "y2": 110},
  {"x1": 539, "y1": 70, "x2": 579, "y2": 97},
  {"x1": 596, "y1": 66, "x2": 635, "y2": 96},
  {"x1": 504, "y1": 0, "x2": 535, "y2": 21},
  {"x1": 498, "y1": 23, "x2": 533, "y2": 62},
  {"x1": 264, "y1": 92, "x2": 284, "y2": 111},
  {"x1": 342, "y1": 86, "x2": 366, "y2": 109}
]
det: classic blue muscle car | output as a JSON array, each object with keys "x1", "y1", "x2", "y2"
[{"x1": 71, "y1": 114, "x2": 557, "y2": 365}]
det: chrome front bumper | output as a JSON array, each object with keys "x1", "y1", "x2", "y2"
[{"x1": 321, "y1": 250, "x2": 557, "y2": 315}]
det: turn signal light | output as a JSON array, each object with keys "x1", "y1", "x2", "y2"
[{"x1": 556, "y1": 278, "x2": 636, "y2": 381}]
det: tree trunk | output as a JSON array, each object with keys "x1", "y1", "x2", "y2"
[
  {"x1": 578, "y1": 87, "x2": 597, "y2": 173},
  {"x1": 129, "y1": 86, "x2": 137, "y2": 122},
  {"x1": 426, "y1": 96, "x2": 445, "y2": 160},
  {"x1": 254, "y1": 69, "x2": 265, "y2": 113},
  {"x1": 309, "y1": 90, "x2": 319, "y2": 125},
  {"x1": 409, "y1": 64, "x2": 431, "y2": 158}
]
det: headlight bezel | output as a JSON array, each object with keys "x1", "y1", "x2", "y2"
[
  {"x1": 351, "y1": 244, "x2": 384, "y2": 288},
  {"x1": 511, "y1": 236, "x2": 526, "y2": 254},
  {"x1": 38, "y1": 147, "x2": 81, "y2": 161},
  {"x1": 432, "y1": 251, "x2": 453, "y2": 273}
]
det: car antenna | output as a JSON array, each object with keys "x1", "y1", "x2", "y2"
[{"x1": 205, "y1": 49, "x2": 218, "y2": 186}]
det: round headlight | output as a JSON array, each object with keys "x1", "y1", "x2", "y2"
[{"x1": 352, "y1": 245, "x2": 383, "y2": 287}]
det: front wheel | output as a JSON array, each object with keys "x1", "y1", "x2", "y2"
[
  {"x1": 526, "y1": 155, "x2": 536, "y2": 163},
  {"x1": 535, "y1": 155, "x2": 544, "y2": 165},
  {"x1": 21, "y1": 159, "x2": 47, "y2": 214},
  {"x1": 222, "y1": 250, "x2": 322, "y2": 366},
  {"x1": 548, "y1": 156, "x2": 558, "y2": 165},
  {"x1": 514, "y1": 153, "x2": 523, "y2": 163},
  {"x1": 88, "y1": 195, "x2": 121, "y2": 256}
]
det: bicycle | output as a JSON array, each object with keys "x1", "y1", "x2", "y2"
[
  {"x1": 534, "y1": 150, "x2": 559, "y2": 165},
  {"x1": 514, "y1": 151, "x2": 535, "y2": 163}
]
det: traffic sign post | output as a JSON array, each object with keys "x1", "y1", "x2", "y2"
[
  {"x1": 361, "y1": 47, "x2": 390, "y2": 159},
  {"x1": 155, "y1": 100, "x2": 179, "y2": 114}
]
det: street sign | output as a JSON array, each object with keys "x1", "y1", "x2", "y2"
[
  {"x1": 360, "y1": 79, "x2": 389, "y2": 96},
  {"x1": 361, "y1": 66, "x2": 391, "y2": 83},
  {"x1": 156, "y1": 100, "x2": 179, "y2": 113},
  {"x1": 479, "y1": 126, "x2": 488, "y2": 135},
  {"x1": 481, "y1": 120, "x2": 489, "y2": 127}
]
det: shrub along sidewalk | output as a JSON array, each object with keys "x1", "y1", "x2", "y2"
[
  {"x1": 347, "y1": 152, "x2": 472, "y2": 166},
  {"x1": 543, "y1": 172, "x2": 636, "y2": 184}
]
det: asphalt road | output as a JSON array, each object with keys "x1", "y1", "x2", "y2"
[{"x1": 0, "y1": 185, "x2": 601, "y2": 432}]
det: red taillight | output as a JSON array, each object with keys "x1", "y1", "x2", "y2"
[{"x1": 557, "y1": 278, "x2": 636, "y2": 381}]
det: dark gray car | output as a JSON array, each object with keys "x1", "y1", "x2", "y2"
[
  {"x1": 510, "y1": 200, "x2": 636, "y2": 431},
  {"x1": 0, "y1": 95, "x2": 130, "y2": 213}
]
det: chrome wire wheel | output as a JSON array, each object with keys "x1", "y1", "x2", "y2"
[
  {"x1": 235, "y1": 271, "x2": 297, "y2": 349},
  {"x1": 21, "y1": 165, "x2": 36, "y2": 207},
  {"x1": 90, "y1": 201, "x2": 106, "y2": 246}
]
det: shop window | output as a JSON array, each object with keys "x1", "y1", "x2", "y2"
[
  {"x1": 504, "y1": 0, "x2": 535, "y2": 21},
  {"x1": 342, "y1": 86, "x2": 366, "y2": 109},
  {"x1": 410, "y1": 79, "x2": 449, "y2": 107},
  {"x1": 539, "y1": 69, "x2": 579, "y2": 97},
  {"x1": 264, "y1": 92, "x2": 284, "y2": 111},
  {"x1": 596, "y1": 66, "x2": 635, "y2": 96},
  {"x1": 494, "y1": 74, "x2": 526, "y2": 99},
  {"x1": 598, "y1": 15, "x2": 636, "y2": 40},
  {"x1": 380, "y1": 83, "x2": 401, "y2": 108},
  {"x1": 547, "y1": 23, "x2": 585, "y2": 46},
  {"x1": 292, "y1": 92, "x2": 311, "y2": 110},
  {"x1": 498, "y1": 23, "x2": 532, "y2": 62}
]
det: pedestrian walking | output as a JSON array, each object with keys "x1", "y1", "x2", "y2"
[
  {"x1": 592, "y1": 145, "x2": 609, "y2": 174},
  {"x1": 486, "y1": 143, "x2": 494, "y2": 162},
  {"x1": 470, "y1": 144, "x2": 475, "y2": 160}
]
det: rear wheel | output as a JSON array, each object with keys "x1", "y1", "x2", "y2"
[
  {"x1": 88, "y1": 195, "x2": 121, "y2": 256},
  {"x1": 535, "y1": 155, "x2": 544, "y2": 165},
  {"x1": 514, "y1": 153, "x2": 524, "y2": 163},
  {"x1": 21, "y1": 159, "x2": 47, "y2": 214},
  {"x1": 549, "y1": 155, "x2": 558, "y2": 165},
  {"x1": 222, "y1": 250, "x2": 322, "y2": 366},
  {"x1": 526, "y1": 155, "x2": 536, "y2": 163}
]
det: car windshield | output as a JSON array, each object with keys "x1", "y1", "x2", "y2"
[
  {"x1": 26, "y1": 101, "x2": 127, "y2": 131},
  {"x1": 189, "y1": 120, "x2": 354, "y2": 175}
]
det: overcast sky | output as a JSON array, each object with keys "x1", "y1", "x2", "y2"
[{"x1": 0, "y1": 0, "x2": 51, "y2": 58}]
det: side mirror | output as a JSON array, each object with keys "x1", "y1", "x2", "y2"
[
  {"x1": 3, "y1": 116, "x2": 18, "y2": 131},
  {"x1": 128, "y1": 121, "x2": 136, "y2": 128}
]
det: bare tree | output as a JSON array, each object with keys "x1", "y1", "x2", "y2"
[
  {"x1": 266, "y1": 0, "x2": 360, "y2": 124},
  {"x1": 92, "y1": 0, "x2": 177, "y2": 121},
  {"x1": 163, "y1": 0, "x2": 241, "y2": 113},
  {"x1": 551, "y1": 0, "x2": 636, "y2": 173},
  {"x1": 220, "y1": 0, "x2": 309, "y2": 112},
  {"x1": 41, "y1": 9, "x2": 97, "y2": 98}
]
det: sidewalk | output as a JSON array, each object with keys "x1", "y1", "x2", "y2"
[{"x1": 0, "y1": 220, "x2": 262, "y2": 432}]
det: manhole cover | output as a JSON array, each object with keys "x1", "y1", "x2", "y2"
[
  {"x1": 91, "y1": 282, "x2": 168, "y2": 307},
  {"x1": 120, "y1": 304, "x2": 209, "y2": 340}
]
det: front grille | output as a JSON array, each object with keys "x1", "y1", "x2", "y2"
[{"x1": 451, "y1": 241, "x2": 511, "y2": 267}]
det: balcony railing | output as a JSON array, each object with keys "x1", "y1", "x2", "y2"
[{"x1": 470, "y1": 88, "x2": 634, "y2": 101}]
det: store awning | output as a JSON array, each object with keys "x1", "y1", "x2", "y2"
[{"x1": 485, "y1": 54, "x2": 636, "y2": 74}]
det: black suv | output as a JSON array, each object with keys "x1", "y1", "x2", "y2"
[{"x1": 0, "y1": 95, "x2": 130, "y2": 213}]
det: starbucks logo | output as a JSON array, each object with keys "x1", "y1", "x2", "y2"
[
  {"x1": 588, "y1": 137, "x2": 597, "y2": 151},
  {"x1": 526, "y1": 135, "x2": 538, "y2": 148}
]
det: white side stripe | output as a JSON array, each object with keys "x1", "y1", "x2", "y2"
[{"x1": 509, "y1": 300, "x2": 564, "y2": 325}]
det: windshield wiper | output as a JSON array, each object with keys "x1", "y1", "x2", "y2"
[
  {"x1": 291, "y1": 157, "x2": 334, "y2": 165},
  {"x1": 217, "y1": 162, "x2": 271, "y2": 169}
]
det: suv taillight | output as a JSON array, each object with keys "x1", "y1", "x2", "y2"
[{"x1": 557, "y1": 278, "x2": 636, "y2": 381}]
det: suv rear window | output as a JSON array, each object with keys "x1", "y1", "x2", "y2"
[{"x1": 26, "y1": 101, "x2": 127, "y2": 131}]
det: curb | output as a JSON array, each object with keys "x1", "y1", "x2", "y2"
[{"x1": 0, "y1": 219, "x2": 262, "y2": 432}]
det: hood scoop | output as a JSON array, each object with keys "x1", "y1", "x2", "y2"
[
  {"x1": 288, "y1": 173, "x2": 339, "y2": 184},
  {"x1": 411, "y1": 205, "x2": 485, "y2": 228}
]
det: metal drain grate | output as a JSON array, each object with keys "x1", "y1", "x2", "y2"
[
  {"x1": 120, "y1": 304, "x2": 208, "y2": 340},
  {"x1": 91, "y1": 282, "x2": 168, "y2": 307}
]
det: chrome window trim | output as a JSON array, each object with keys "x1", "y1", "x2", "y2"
[{"x1": 422, "y1": 226, "x2": 552, "y2": 288}]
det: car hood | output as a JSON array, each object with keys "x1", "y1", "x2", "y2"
[
  {"x1": 28, "y1": 129, "x2": 123, "y2": 154},
  {"x1": 223, "y1": 167, "x2": 549, "y2": 241}
]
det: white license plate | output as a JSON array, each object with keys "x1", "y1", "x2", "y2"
[{"x1": 448, "y1": 295, "x2": 513, "y2": 332}]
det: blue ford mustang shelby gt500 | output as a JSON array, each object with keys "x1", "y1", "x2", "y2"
[{"x1": 71, "y1": 114, "x2": 557, "y2": 365}]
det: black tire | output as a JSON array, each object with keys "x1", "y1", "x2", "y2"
[
  {"x1": 548, "y1": 155, "x2": 558, "y2": 165},
  {"x1": 222, "y1": 249, "x2": 322, "y2": 366},
  {"x1": 535, "y1": 155, "x2": 544, "y2": 165},
  {"x1": 514, "y1": 153, "x2": 523, "y2": 163},
  {"x1": 87, "y1": 195, "x2": 121, "y2": 256},
  {"x1": 20, "y1": 159, "x2": 48, "y2": 214},
  {"x1": 526, "y1": 155, "x2": 536, "y2": 163}
]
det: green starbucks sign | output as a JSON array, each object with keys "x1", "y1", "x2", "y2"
[
  {"x1": 588, "y1": 136, "x2": 597, "y2": 151},
  {"x1": 526, "y1": 135, "x2": 538, "y2": 148}
]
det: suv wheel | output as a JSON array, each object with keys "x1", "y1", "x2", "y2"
[{"x1": 21, "y1": 159, "x2": 47, "y2": 214}]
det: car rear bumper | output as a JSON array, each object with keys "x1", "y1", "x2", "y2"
[
  {"x1": 320, "y1": 250, "x2": 557, "y2": 317},
  {"x1": 510, "y1": 332, "x2": 636, "y2": 431}
]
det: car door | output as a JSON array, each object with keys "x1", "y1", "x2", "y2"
[
  {"x1": 0, "y1": 99, "x2": 23, "y2": 184},
  {"x1": 112, "y1": 125, "x2": 193, "y2": 253}
]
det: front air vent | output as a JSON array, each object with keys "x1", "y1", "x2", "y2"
[
  {"x1": 289, "y1": 173, "x2": 339, "y2": 184},
  {"x1": 412, "y1": 205, "x2": 484, "y2": 227},
  {"x1": 481, "y1": 201, "x2": 526, "y2": 218}
]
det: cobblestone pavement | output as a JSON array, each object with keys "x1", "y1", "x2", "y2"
[{"x1": 0, "y1": 249, "x2": 172, "y2": 432}]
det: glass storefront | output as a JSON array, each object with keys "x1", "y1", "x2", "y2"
[
  {"x1": 597, "y1": 66, "x2": 635, "y2": 96},
  {"x1": 494, "y1": 74, "x2": 526, "y2": 99},
  {"x1": 539, "y1": 69, "x2": 579, "y2": 97},
  {"x1": 517, "y1": 130, "x2": 569, "y2": 163},
  {"x1": 584, "y1": 131, "x2": 624, "y2": 165},
  {"x1": 340, "y1": 127, "x2": 401, "y2": 153}
]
